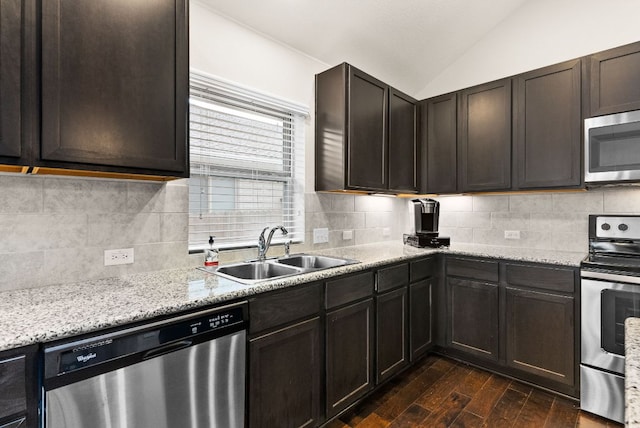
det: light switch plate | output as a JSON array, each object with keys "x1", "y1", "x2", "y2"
[
  {"x1": 104, "y1": 248, "x2": 134, "y2": 266},
  {"x1": 343, "y1": 230, "x2": 353, "y2": 240},
  {"x1": 313, "y1": 228, "x2": 329, "y2": 244}
]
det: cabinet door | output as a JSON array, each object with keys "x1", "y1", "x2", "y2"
[
  {"x1": 388, "y1": 88, "x2": 417, "y2": 193},
  {"x1": 326, "y1": 298, "x2": 374, "y2": 418},
  {"x1": 514, "y1": 60, "x2": 581, "y2": 189},
  {"x1": 249, "y1": 318, "x2": 321, "y2": 428},
  {"x1": 376, "y1": 287, "x2": 408, "y2": 383},
  {"x1": 586, "y1": 41, "x2": 640, "y2": 117},
  {"x1": 0, "y1": 355, "x2": 26, "y2": 420},
  {"x1": 458, "y1": 79, "x2": 512, "y2": 192},
  {"x1": 0, "y1": 0, "x2": 23, "y2": 162},
  {"x1": 448, "y1": 277, "x2": 499, "y2": 361},
  {"x1": 40, "y1": 0, "x2": 188, "y2": 175},
  {"x1": 420, "y1": 93, "x2": 457, "y2": 194},
  {"x1": 0, "y1": 345, "x2": 37, "y2": 428},
  {"x1": 347, "y1": 68, "x2": 388, "y2": 190},
  {"x1": 409, "y1": 278, "x2": 432, "y2": 361},
  {"x1": 506, "y1": 287, "x2": 574, "y2": 386}
]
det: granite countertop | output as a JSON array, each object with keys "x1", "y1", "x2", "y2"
[
  {"x1": 0, "y1": 242, "x2": 585, "y2": 352},
  {"x1": 627, "y1": 318, "x2": 640, "y2": 427}
]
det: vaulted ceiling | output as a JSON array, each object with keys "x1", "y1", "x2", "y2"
[{"x1": 197, "y1": 0, "x2": 529, "y2": 95}]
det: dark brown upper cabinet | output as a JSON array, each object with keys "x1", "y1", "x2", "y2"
[
  {"x1": 315, "y1": 63, "x2": 417, "y2": 193},
  {"x1": 584, "y1": 41, "x2": 640, "y2": 117},
  {"x1": 513, "y1": 59, "x2": 582, "y2": 189},
  {"x1": 0, "y1": 0, "x2": 25, "y2": 167},
  {"x1": 458, "y1": 78, "x2": 512, "y2": 192},
  {"x1": 419, "y1": 93, "x2": 458, "y2": 194},
  {"x1": 388, "y1": 89, "x2": 418, "y2": 193},
  {"x1": 36, "y1": 0, "x2": 188, "y2": 178}
]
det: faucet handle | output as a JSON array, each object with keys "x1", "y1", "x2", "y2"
[{"x1": 284, "y1": 240, "x2": 291, "y2": 257}]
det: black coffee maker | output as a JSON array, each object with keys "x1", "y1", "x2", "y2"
[{"x1": 404, "y1": 199, "x2": 450, "y2": 248}]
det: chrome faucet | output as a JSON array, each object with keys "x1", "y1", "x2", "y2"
[{"x1": 257, "y1": 226, "x2": 288, "y2": 261}]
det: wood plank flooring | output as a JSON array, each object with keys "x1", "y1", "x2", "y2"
[{"x1": 325, "y1": 355, "x2": 622, "y2": 428}]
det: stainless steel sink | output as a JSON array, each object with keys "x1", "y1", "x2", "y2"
[
  {"x1": 214, "y1": 261, "x2": 303, "y2": 284},
  {"x1": 206, "y1": 253, "x2": 359, "y2": 284},
  {"x1": 276, "y1": 254, "x2": 358, "y2": 270}
]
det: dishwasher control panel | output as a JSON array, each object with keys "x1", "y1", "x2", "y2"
[{"x1": 45, "y1": 303, "x2": 247, "y2": 377}]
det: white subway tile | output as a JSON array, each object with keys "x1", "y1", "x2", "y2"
[
  {"x1": 354, "y1": 195, "x2": 393, "y2": 212},
  {"x1": 330, "y1": 194, "x2": 355, "y2": 212},
  {"x1": 457, "y1": 212, "x2": 492, "y2": 228},
  {"x1": 491, "y1": 212, "x2": 529, "y2": 231},
  {"x1": 473, "y1": 195, "x2": 509, "y2": 212},
  {"x1": 552, "y1": 192, "x2": 603, "y2": 213},
  {"x1": 603, "y1": 188, "x2": 640, "y2": 213},
  {"x1": 0, "y1": 251, "x2": 46, "y2": 290},
  {"x1": 160, "y1": 213, "x2": 189, "y2": 242},
  {"x1": 44, "y1": 177, "x2": 127, "y2": 213},
  {"x1": 88, "y1": 213, "x2": 161, "y2": 246},
  {"x1": 509, "y1": 194, "x2": 552, "y2": 213},
  {"x1": 0, "y1": 175, "x2": 43, "y2": 213},
  {"x1": 436, "y1": 195, "x2": 473, "y2": 212},
  {"x1": 0, "y1": 214, "x2": 87, "y2": 252}
]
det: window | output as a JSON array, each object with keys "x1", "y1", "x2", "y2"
[{"x1": 188, "y1": 71, "x2": 307, "y2": 251}]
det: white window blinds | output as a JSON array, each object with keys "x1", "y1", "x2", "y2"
[{"x1": 188, "y1": 71, "x2": 307, "y2": 251}]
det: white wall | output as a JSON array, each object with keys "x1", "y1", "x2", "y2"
[
  {"x1": 417, "y1": 0, "x2": 640, "y2": 98},
  {"x1": 191, "y1": 1, "x2": 329, "y2": 190},
  {"x1": 190, "y1": 1, "x2": 410, "y2": 264}
]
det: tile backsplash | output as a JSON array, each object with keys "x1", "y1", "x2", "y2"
[
  {"x1": 0, "y1": 175, "x2": 191, "y2": 291},
  {"x1": 3, "y1": 171, "x2": 640, "y2": 293},
  {"x1": 435, "y1": 188, "x2": 640, "y2": 252}
]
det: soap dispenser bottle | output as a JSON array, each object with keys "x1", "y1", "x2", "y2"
[{"x1": 204, "y1": 236, "x2": 219, "y2": 267}]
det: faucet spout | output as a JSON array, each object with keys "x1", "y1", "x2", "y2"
[{"x1": 257, "y1": 226, "x2": 288, "y2": 261}]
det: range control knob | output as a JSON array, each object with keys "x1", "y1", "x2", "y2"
[
  {"x1": 619, "y1": 223, "x2": 629, "y2": 231},
  {"x1": 601, "y1": 223, "x2": 611, "y2": 231}
]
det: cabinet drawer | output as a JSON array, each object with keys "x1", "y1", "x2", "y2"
[
  {"x1": 446, "y1": 257, "x2": 499, "y2": 282},
  {"x1": 326, "y1": 271, "x2": 374, "y2": 309},
  {"x1": 410, "y1": 257, "x2": 436, "y2": 282},
  {"x1": 250, "y1": 283, "x2": 321, "y2": 334},
  {"x1": 505, "y1": 264, "x2": 575, "y2": 293},
  {"x1": 0, "y1": 355, "x2": 27, "y2": 420},
  {"x1": 377, "y1": 263, "x2": 408, "y2": 293}
]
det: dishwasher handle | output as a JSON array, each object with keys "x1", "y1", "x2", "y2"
[{"x1": 143, "y1": 340, "x2": 192, "y2": 360}]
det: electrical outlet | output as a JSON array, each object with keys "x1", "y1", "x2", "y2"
[
  {"x1": 504, "y1": 230, "x2": 521, "y2": 240},
  {"x1": 104, "y1": 248, "x2": 134, "y2": 266},
  {"x1": 382, "y1": 227, "x2": 391, "y2": 237},
  {"x1": 343, "y1": 230, "x2": 353, "y2": 240},
  {"x1": 313, "y1": 228, "x2": 329, "y2": 244}
]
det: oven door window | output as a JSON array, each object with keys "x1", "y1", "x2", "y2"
[
  {"x1": 601, "y1": 289, "x2": 640, "y2": 355},
  {"x1": 588, "y1": 122, "x2": 640, "y2": 173}
]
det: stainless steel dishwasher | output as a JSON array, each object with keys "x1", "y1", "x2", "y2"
[{"x1": 42, "y1": 302, "x2": 247, "y2": 428}]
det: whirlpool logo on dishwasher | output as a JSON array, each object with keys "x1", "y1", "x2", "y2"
[{"x1": 76, "y1": 352, "x2": 97, "y2": 363}]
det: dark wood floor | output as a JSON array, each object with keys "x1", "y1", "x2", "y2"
[{"x1": 325, "y1": 355, "x2": 622, "y2": 428}]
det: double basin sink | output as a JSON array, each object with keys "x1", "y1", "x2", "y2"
[{"x1": 212, "y1": 254, "x2": 359, "y2": 284}]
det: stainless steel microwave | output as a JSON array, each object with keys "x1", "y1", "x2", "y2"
[{"x1": 585, "y1": 110, "x2": 640, "y2": 184}]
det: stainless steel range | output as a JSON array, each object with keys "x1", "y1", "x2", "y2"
[{"x1": 581, "y1": 214, "x2": 640, "y2": 424}]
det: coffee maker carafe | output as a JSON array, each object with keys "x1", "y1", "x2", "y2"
[{"x1": 404, "y1": 198, "x2": 450, "y2": 248}]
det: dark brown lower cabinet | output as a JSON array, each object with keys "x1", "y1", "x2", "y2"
[
  {"x1": 0, "y1": 345, "x2": 38, "y2": 428},
  {"x1": 448, "y1": 277, "x2": 499, "y2": 361},
  {"x1": 326, "y1": 298, "x2": 374, "y2": 419},
  {"x1": 409, "y1": 278, "x2": 433, "y2": 361},
  {"x1": 376, "y1": 287, "x2": 408, "y2": 383},
  {"x1": 506, "y1": 287, "x2": 575, "y2": 386},
  {"x1": 249, "y1": 318, "x2": 321, "y2": 428}
]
